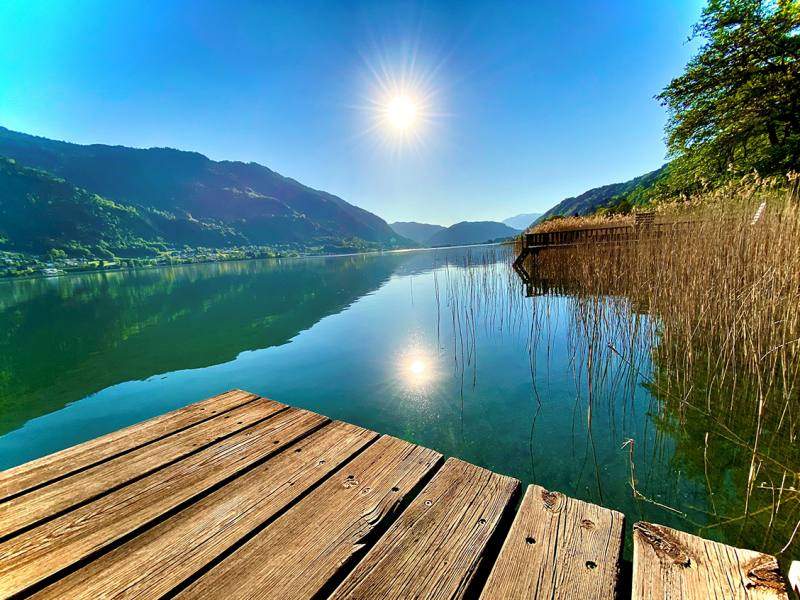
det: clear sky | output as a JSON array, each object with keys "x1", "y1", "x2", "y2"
[{"x1": 0, "y1": 0, "x2": 704, "y2": 225}]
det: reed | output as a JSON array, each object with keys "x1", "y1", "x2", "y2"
[
  {"x1": 528, "y1": 213, "x2": 633, "y2": 234},
  {"x1": 431, "y1": 184, "x2": 800, "y2": 555},
  {"x1": 522, "y1": 173, "x2": 800, "y2": 554}
]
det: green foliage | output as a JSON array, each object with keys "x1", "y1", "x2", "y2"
[
  {"x1": 0, "y1": 157, "x2": 167, "y2": 257},
  {"x1": 0, "y1": 126, "x2": 410, "y2": 250},
  {"x1": 539, "y1": 165, "x2": 669, "y2": 219},
  {"x1": 0, "y1": 154, "x2": 402, "y2": 268},
  {"x1": 658, "y1": 0, "x2": 800, "y2": 186}
]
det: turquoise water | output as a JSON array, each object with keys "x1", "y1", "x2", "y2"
[{"x1": 0, "y1": 246, "x2": 781, "y2": 556}]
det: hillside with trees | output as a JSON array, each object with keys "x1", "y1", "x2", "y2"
[
  {"x1": 540, "y1": 0, "x2": 799, "y2": 221},
  {"x1": 0, "y1": 127, "x2": 412, "y2": 263},
  {"x1": 0, "y1": 157, "x2": 232, "y2": 258}
]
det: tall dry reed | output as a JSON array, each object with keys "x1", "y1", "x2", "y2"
[
  {"x1": 528, "y1": 213, "x2": 632, "y2": 234},
  {"x1": 523, "y1": 174, "x2": 800, "y2": 554}
]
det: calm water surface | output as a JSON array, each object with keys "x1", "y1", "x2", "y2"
[{"x1": 0, "y1": 246, "x2": 774, "y2": 556}]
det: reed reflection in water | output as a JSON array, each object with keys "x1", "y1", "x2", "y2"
[{"x1": 437, "y1": 234, "x2": 798, "y2": 562}]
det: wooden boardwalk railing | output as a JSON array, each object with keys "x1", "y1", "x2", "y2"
[
  {"x1": 512, "y1": 219, "x2": 696, "y2": 294},
  {"x1": 0, "y1": 390, "x2": 791, "y2": 599},
  {"x1": 523, "y1": 224, "x2": 641, "y2": 249}
]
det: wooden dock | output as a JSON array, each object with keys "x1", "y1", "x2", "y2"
[
  {"x1": 512, "y1": 219, "x2": 690, "y2": 293},
  {"x1": 0, "y1": 390, "x2": 791, "y2": 599}
]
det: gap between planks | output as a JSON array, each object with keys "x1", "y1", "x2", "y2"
[
  {"x1": 174, "y1": 435, "x2": 444, "y2": 600},
  {"x1": 0, "y1": 407, "x2": 326, "y2": 598},
  {"x1": 30, "y1": 421, "x2": 379, "y2": 599},
  {"x1": 0, "y1": 397, "x2": 286, "y2": 540},
  {"x1": 0, "y1": 389, "x2": 264, "y2": 502}
]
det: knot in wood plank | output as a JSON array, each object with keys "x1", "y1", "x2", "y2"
[
  {"x1": 744, "y1": 555, "x2": 788, "y2": 592},
  {"x1": 540, "y1": 488, "x2": 563, "y2": 513},
  {"x1": 633, "y1": 522, "x2": 692, "y2": 568}
]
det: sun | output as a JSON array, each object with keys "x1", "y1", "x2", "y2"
[
  {"x1": 386, "y1": 95, "x2": 418, "y2": 131},
  {"x1": 355, "y1": 47, "x2": 443, "y2": 150}
]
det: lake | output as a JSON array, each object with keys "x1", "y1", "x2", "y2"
[{"x1": 0, "y1": 245, "x2": 792, "y2": 557}]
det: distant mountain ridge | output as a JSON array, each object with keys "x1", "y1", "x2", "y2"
[
  {"x1": 0, "y1": 126, "x2": 412, "y2": 256},
  {"x1": 426, "y1": 221, "x2": 520, "y2": 247},
  {"x1": 388, "y1": 222, "x2": 445, "y2": 244},
  {"x1": 390, "y1": 220, "x2": 520, "y2": 247},
  {"x1": 502, "y1": 213, "x2": 542, "y2": 230}
]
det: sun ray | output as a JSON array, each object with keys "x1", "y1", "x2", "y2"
[{"x1": 350, "y1": 40, "x2": 446, "y2": 156}]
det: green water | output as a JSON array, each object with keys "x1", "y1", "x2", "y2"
[{"x1": 0, "y1": 246, "x2": 794, "y2": 558}]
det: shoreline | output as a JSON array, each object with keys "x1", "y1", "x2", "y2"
[{"x1": 0, "y1": 241, "x2": 507, "y2": 284}]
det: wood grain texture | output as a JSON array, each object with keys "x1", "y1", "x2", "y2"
[
  {"x1": 479, "y1": 484, "x2": 624, "y2": 600},
  {"x1": 0, "y1": 397, "x2": 284, "y2": 538},
  {"x1": 32, "y1": 421, "x2": 376, "y2": 600},
  {"x1": 331, "y1": 457, "x2": 520, "y2": 600},
  {"x1": 0, "y1": 407, "x2": 325, "y2": 598},
  {"x1": 632, "y1": 521, "x2": 790, "y2": 600},
  {"x1": 176, "y1": 435, "x2": 442, "y2": 600},
  {"x1": 0, "y1": 389, "x2": 259, "y2": 502}
]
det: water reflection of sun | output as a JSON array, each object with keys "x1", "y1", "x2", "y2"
[{"x1": 398, "y1": 344, "x2": 439, "y2": 392}]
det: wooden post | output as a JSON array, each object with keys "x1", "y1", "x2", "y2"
[{"x1": 789, "y1": 177, "x2": 799, "y2": 205}]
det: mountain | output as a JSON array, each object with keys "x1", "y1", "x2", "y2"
[
  {"x1": 0, "y1": 126, "x2": 411, "y2": 255},
  {"x1": 502, "y1": 213, "x2": 542, "y2": 230},
  {"x1": 0, "y1": 158, "x2": 244, "y2": 257},
  {"x1": 538, "y1": 165, "x2": 668, "y2": 222},
  {"x1": 426, "y1": 221, "x2": 520, "y2": 247},
  {"x1": 389, "y1": 222, "x2": 445, "y2": 245}
]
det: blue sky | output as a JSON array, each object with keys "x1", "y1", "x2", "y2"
[{"x1": 0, "y1": 0, "x2": 703, "y2": 225}]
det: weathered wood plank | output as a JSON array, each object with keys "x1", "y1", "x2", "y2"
[
  {"x1": 330, "y1": 457, "x2": 519, "y2": 600},
  {"x1": 176, "y1": 435, "x2": 442, "y2": 600},
  {"x1": 479, "y1": 484, "x2": 624, "y2": 599},
  {"x1": 32, "y1": 421, "x2": 377, "y2": 599},
  {"x1": 0, "y1": 397, "x2": 285, "y2": 539},
  {"x1": 0, "y1": 407, "x2": 325, "y2": 598},
  {"x1": 0, "y1": 389, "x2": 260, "y2": 502},
  {"x1": 632, "y1": 521, "x2": 790, "y2": 599}
]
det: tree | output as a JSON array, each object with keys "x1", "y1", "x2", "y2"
[{"x1": 658, "y1": 0, "x2": 800, "y2": 186}]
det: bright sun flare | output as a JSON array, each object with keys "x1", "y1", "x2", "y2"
[
  {"x1": 386, "y1": 95, "x2": 418, "y2": 130},
  {"x1": 398, "y1": 344, "x2": 437, "y2": 392},
  {"x1": 409, "y1": 358, "x2": 426, "y2": 375}
]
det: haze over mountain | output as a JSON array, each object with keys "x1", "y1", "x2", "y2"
[
  {"x1": 502, "y1": 213, "x2": 542, "y2": 230},
  {"x1": 0, "y1": 126, "x2": 411, "y2": 257},
  {"x1": 426, "y1": 221, "x2": 520, "y2": 247},
  {"x1": 388, "y1": 222, "x2": 445, "y2": 245},
  {"x1": 390, "y1": 220, "x2": 521, "y2": 247}
]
